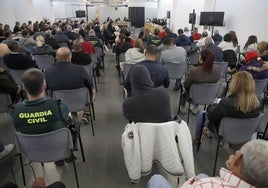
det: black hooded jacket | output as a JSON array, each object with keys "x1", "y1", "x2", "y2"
[{"x1": 123, "y1": 65, "x2": 172, "y2": 123}]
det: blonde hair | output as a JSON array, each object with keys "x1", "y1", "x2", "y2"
[
  {"x1": 229, "y1": 71, "x2": 259, "y2": 113},
  {"x1": 36, "y1": 35, "x2": 45, "y2": 47},
  {"x1": 134, "y1": 38, "x2": 144, "y2": 53},
  {"x1": 257, "y1": 41, "x2": 268, "y2": 54}
]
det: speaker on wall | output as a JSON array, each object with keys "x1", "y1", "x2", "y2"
[
  {"x1": 167, "y1": 11, "x2": 171, "y2": 19},
  {"x1": 76, "y1": 10, "x2": 85, "y2": 18},
  {"x1": 189, "y1": 13, "x2": 196, "y2": 24}
]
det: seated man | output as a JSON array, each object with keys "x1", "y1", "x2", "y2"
[
  {"x1": 45, "y1": 47, "x2": 93, "y2": 122},
  {"x1": 204, "y1": 36, "x2": 223, "y2": 62},
  {"x1": 124, "y1": 45, "x2": 170, "y2": 96},
  {"x1": 160, "y1": 38, "x2": 187, "y2": 91},
  {"x1": 147, "y1": 28, "x2": 162, "y2": 47},
  {"x1": 71, "y1": 39, "x2": 92, "y2": 65},
  {"x1": 175, "y1": 29, "x2": 191, "y2": 47},
  {"x1": 3, "y1": 41, "x2": 36, "y2": 70},
  {"x1": 123, "y1": 65, "x2": 171, "y2": 123},
  {"x1": 10, "y1": 68, "x2": 69, "y2": 134},
  {"x1": 148, "y1": 140, "x2": 268, "y2": 188}
]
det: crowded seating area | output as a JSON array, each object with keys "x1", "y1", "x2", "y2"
[{"x1": 1, "y1": 1, "x2": 268, "y2": 187}]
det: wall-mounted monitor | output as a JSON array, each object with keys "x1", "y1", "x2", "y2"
[
  {"x1": 199, "y1": 12, "x2": 224, "y2": 26},
  {"x1": 76, "y1": 10, "x2": 85, "y2": 18}
]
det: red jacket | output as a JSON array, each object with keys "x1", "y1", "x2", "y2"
[{"x1": 81, "y1": 41, "x2": 95, "y2": 54}]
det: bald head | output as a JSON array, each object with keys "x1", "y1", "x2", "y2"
[{"x1": 56, "y1": 47, "x2": 72, "y2": 62}]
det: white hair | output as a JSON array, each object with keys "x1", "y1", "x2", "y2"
[{"x1": 240, "y1": 140, "x2": 268, "y2": 187}]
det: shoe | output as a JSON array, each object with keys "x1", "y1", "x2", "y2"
[
  {"x1": 0, "y1": 144, "x2": 14, "y2": 159},
  {"x1": 180, "y1": 106, "x2": 187, "y2": 114},
  {"x1": 173, "y1": 85, "x2": 179, "y2": 91},
  {"x1": 55, "y1": 160, "x2": 65, "y2": 166},
  {"x1": 190, "y1": 105, "x2": 198, "y2": 114},
  {"x1": 65, "y1": 155, "x2": 77, "y2": 163},
  {"x1": 202, "y1": 127, "x2": 212, "y2": 139},
  {"x1": 81, "y1": 113, "x2": 89, "y2": 124}
]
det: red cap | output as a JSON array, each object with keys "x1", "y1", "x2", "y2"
[{"x1": 245, "y1": 51, "x2": 259, "y2": 62}]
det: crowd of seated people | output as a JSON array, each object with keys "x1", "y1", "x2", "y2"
[{"x1": 1, "y1": 17, "x2": 268, "y2": 188}]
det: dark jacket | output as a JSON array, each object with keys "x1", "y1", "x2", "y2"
[
  {"x1": 123, "y1": 65, "x2": 171, "y2": 123},
  {"x1": 71, "y1": 51, "x2": 92, "y2": 65},
  {"x1": 124, "y1": 60, "x2": 170, "y2": 95},
  {"x1": 205, "y1": 44, "x2": 223, "y2": 62},
  {"x1": 45, "y1": 61, "x2": 93, "y2": 91},
  {"x1": 10, "y1": 97, "x2": 68, "y2": 134},
  {"x1": 33, "y1": 44, "x2": 56, "y2": 56},
  {"x1": 3, "y1": 53, "x2": 36, "y2": 70},
  {"x1": 239, "y1": 60, "x2": 268, "y2": 79},
  {"x1": 184, "y1": 64, "x2": 221, "y2": 92},
  {"x1": 207, "y1": 95, "x2": 261, "y2": 131},
  {"x1": 175, "y1": 35, "x2": 191, "y2": 46},
  {"x1": 0, "y1": 69, "x2": 18, "y2": 102}
]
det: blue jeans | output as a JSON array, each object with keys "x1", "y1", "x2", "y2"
[
  {"x1": 0, "y1": 139, "x2": 4, "y2": 152},
  {"x1": 195, "y1": 110, "x2": 208, "y2": 138},
  {"x1": 147, "y1": 174, "x2": 172, "y2": 188}
]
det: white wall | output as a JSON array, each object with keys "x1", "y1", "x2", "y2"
[
  {"x1": 214, "y1": 0, "x2": 268, "y2": 46},
  {"x1": 157, "y1": 0, "x2": 173, "y2": 19},
  {"x1": 171, "y1": 0, "x2": 205, "y2": 33},
  {"x1": 0, "y1": 0, "x2": 53, "y2": 29}
]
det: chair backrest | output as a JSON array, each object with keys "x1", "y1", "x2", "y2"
[
  {"x1": 15, "y1": 128, "x2": 73, "y2": 162},
  {"x1": 182, "y1": 45, "x2": 192, "y2": 54},
  {"x1": 95, "y1": 47, "x2": 103, "y2": 58},
  {"x1": 9, "y1": 69, "x2": 28, "y2": 85},
  {"x1": 0, "y1": 58, "x2": 9, "y2": 70},
  {"x1": 0, "y1": 93, "x2": 12, "y2": 113},
  {"x1": 187, "y1": 50, "x2": 199, "y2": 65},
  {"x1": 53, "y1": 87, "x2": 90, "y2": 112},
  {"x1": 254, "y1": 78, "x2": 268, "y2": 99},
  {"x1": 90, "y1": 54, "x2": 98, "y2": 65},
  {"x1": 59, "y1": 42, "x2": 69, "y2": 48},
  {"x1": 119, "y1": 53, "x2": 125, "y2": 62},
  {"x1": 219, "y1": 114, "x2": 263, "y2": 144},
  {"x1": 189, "y1": 82, "x2": 220, "y2": 105},
  {"x1": 34, "y1": 55, "x2": 55, "y2": 70},
  {"x1": 123, "y1": 63, "x2": 134, "y2": 80},
  {"x1": 164, "y1": 62, "x2": 187, "y2": 80},
  {"x1": 214, "y1": 61, "x2": 228, "y2": 79},
  {"x1": 82, "y1": 64, "x2": 93, "y2": 77}
]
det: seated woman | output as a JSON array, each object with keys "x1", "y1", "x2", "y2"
[
  {"x1": 239, "y1": 50, "x2": 268, "y2": 79},
  {"x1": 123, "y1": 64, "x2": 171, "y2": 123},
  {"x1": 195, "y1": 71, "x2": 261, "y2": 140},
  {"x1": 241, "y1": 35, "x2": 258, "y2": 54},
  {"x1": 33, "y1": 35, "x2": 56, "y2": 56},
  {"x1": 218, "y1": 33, "x2": 237, "y2": 68},
  {"x1": 180, "y1": 49, "x2": 221, "y2": 114},
  {"x1": 120, "y1": 38, "x2": 145, "y2": 71}
]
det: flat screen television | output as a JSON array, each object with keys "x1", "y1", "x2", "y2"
[
  {"x1": 76, "y1": 10, "x2": 85, "y2": 18},
  {"x1": 199, "y1": 12, "x2": 224, "y2": 26}
]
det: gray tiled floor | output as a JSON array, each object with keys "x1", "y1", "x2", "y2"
[{"x1": 1, "y1": 50, "x2": 267, "y2": 188}]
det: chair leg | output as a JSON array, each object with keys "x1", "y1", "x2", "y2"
[
  {"x1": 197, "y1": 112, "x2": 206, "y2": 151},
  {"x1": 262, "y1": 122, "x2": 268, "y2": 140},
  {"x1": 78, "y1": 134, "x2": 85, "y2": 162},
  {"x1": 187, "y1": 102, "x2": 190, "y2": 124},
  {"x1": 177, "y1": 87, "x2": 183, "y2": 115},
  {"x1": 41, "y1": 162, "x2": 44, "y2": 166},
  {"x1": 213, "y1": 136, "x2": 222, "y2": 176},
  {"x1": 72, "y1": 152, "x2": 80, "y2": 188},
  {"x1": 91, "y1": 103, "x2": 96, "y2": 120},
  {"x1": 19, "y1": 154, "x2": 26, "y2": 186}
]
